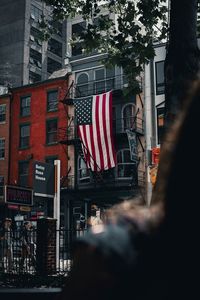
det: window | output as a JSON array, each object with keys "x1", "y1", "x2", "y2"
[
  {"x1": 0, "y1": 139, "x2": 5, "y2": 159},
  {"x1": 122, "y1": 104, "x2": 136, "y2": 131},
  {"x1": 155, "y1": 61, "x2": 165, "y2": 95},
  {"x1": 78, "y1": 157, "x2": 90, "y2": 183},
  {"x1": 50, "y1": 20, "x2": 63, "y2": 37},
  {"x1": 116, "y1": 149, "x2": 137, "y2": 181},
  {"x1": 76, "y1": 73, "x2": 89, "y2": 96},
  {"x1": 72, "y1": 22, "x2": 86, "y2": 57},
  {"x1": 0, "y1": 104, "x2": 6, "y2": 122},
  {"x1": 157, "y1": 107, "x2": 165, "y2": 144},
  {"x1": 18, "y1": 161, "x2": 29, "y2": 187},
  {"x1": 0, "y1": 176, "x2": 4, "y2": 196},
  {"x1": 30, "y1": 48, "x2": 42, "y2": 69},
  {"x1": 46, "y1": 119, "x2": 58, "y2": 144},
  {"x1": 30, "y1": 27, "x2": 42, "y2": 46},
  {"x1": 20, "y1": 96, "x2": 31, "y2": 117},
  {"x1": 45, "y1": 156, "x2": 58, "y2": 165},
  {"x1": 20, "y1": 124, "x2": 30, "y2": 148},
  {"x1": 72, "y1": 21, "x2": 86, "y2": 37},
  {"x1": 48, "y1": 38, "x2": 62, "y2": 57},
  {"x1": 95, "y1": 68, "x2": 105, "y2": 94},
  {"x1": 30, "y1": 5, "x2": 42, "y2": 22},
  {"x1": 47, "y1": 57, "x2": 62, "y2": 74},
  {"x1": 47, "y1": 90, "x2": 58, "y2": 112},
  {"x1": 94, "y1": 68, "x2": 115, "y2": 94},
  {"x1": 29, "y1": 71, "x2": 41, "y2": 84}
]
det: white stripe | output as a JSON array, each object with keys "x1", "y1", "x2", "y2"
[
  {"x1": 79, "y1": 126, "x2": 88, "y2": 167},
  {"x1": 106, "y1": 91, "x2": 115, "y2": 167},
  {"x1": 92, "y1": 95, "x2": 101, "y2": 170},
  {"x1": 99, "y1": 94, "x2": 108, "y2": 169},
  {"x1": 85, "y1": 124, "x2": 94, "y2": 170}
]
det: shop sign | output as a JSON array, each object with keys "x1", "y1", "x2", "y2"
[
  {"x1": 5, "y1": 186, "x2": 33, "y2": 206},
  {"x1": 33, "y1": 161, "x2": 55, "y2": 198},
  {"x1": 8, "y1": 204, "x2": 19, "y2": 210},
  {"x1": 20, "y1": 206, "x2": 31, "y2": 212}
]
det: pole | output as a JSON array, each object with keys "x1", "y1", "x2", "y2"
[{"x1": 54, "y1": 159, "x2": 61, "y2": 270}]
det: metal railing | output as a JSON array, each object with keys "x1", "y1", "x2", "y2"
[
  {"x1": 74, "y1": 74, "x2": 143, "y2": 98},
  {"x1": 58, "y1": 116, "x2": 144, "y2": 143},
  {"x1": 0, "y1": 228, "x2": 87, "y2": 276}
]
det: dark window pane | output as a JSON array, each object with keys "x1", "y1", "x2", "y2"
[
  {"x1": 20, "y1": 124, "x2": 30, "y2": 148},
  {"x1": 29, "y1": 71, "x2": 41, "y2": 84},
  {"x1": 47, "y1": 57, "x2": 62, "y2": 74},
  {"x1": 155, "y1": 61, "x2": 165, "y2": 95},
  {"x1": 47, "y1": 90, "x2": 58, "y2": 111},
  {"x1": 157, "y1": 107, "x2": 165, "y2": 144},
  {"x1": 0, "y1": 105, "x2": 6, "y2": 122},
  {"x1": 19, "y1": 161, "x2": 29, "y2": 187},
  {"x1": 0, "y1": 139, "x2": 5, "y2": 159},
  {"x1": 0, "y1": 176, "x2": 4, "y2": 196},
  {"x1": 48, "y1": 38, "x2": 62, "y2": 57},
  {"x1": 21, "y1": 96, "x2": 31, "y2": 117},
  {"x1": 46, "y1": 119, "x2": 58, "y2": 144}
]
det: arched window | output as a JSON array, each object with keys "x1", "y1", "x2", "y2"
[
  {"x1": 122, "y1": 104, "x2": 136, "y2": 131},
  {"x1": 116, "y1": 149, "x2": 137, "y2": 180},
  {"x1": 76, "y1": 73, "x2": 89, "y2": 96},
  {"x1": 78, "y1": 156, "x2": 90, "y2": 183}
]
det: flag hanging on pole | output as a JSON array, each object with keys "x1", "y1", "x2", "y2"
[{"x1": 74, "y1": 91, "x2": 116, "y2": 172}]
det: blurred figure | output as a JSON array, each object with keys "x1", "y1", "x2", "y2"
[
  {"x1": 87, "y1": 205, "x2": 103, "y2": 231},
  {"x1": 19, "y1": 221, "x2": 36, "y2": 270},
  {"x1": 0, "y1": 218, "x2": 13, "y2": 273}
]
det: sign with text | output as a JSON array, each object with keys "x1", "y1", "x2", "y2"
[
  {"x1": 33, "y1": 161, "x2": 55, "y2": 198},
  {"x1": 5, "y1": 185, "x2": 33, "y2": 206}
]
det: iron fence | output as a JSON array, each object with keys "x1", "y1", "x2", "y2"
[{"x1": 0, "y1": 228, "x2": 87, "y2": 276}]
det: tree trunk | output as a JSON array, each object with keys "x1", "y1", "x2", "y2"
[{"x1": 164, "y1": 0, "x2": 200, "y2": 127}]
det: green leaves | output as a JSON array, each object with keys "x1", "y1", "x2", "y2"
[{"x1": 42, "y1": 0, "x2": 168, "y2": 95}]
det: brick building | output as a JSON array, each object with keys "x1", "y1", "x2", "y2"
[
  {"x1": 0, "y1": 90, "x2": 11, "y2": 220},
  {"x1": 6, "y1": 73, "x2": 72, "y2": 222}
]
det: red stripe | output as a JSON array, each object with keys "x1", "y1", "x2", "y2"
[
  {"x1": 109, "y1": 92, "x2": 116, "y2": 165},
  {"x1": 90, "y1": 125, "x2": 97, "y2": 172},
  {"x1": 102, "y1": 93, "x2": 111, "y2": 169},
  {"x1": 82, "y1": 126, "x2": 91, "y2": 169},
  {"x1": 78, "y1": 127, "x2": 87, "y2": 165},
  {"x1": 95, "y1": 95, "x2": 104, "y2": 170}
]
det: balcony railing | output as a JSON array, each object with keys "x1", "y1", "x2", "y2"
[
  {"x1": 62, "y1": 169, "x2": 145, "y2": 191},
  {"x1": 74, "y1": 74, "x2": 142, "y2": 98},
  {"x1": 58, "y1": 116, "x2": 144, "y2": 144}
]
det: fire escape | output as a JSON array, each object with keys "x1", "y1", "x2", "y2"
[
  {"x1": 58, "y1": 77, "x2": 145, "y2": 192},
  {"x1": 58, "y1": 82, "x2": 105, "y2": 189}
]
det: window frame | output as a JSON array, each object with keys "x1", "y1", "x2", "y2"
[
  {"x1": 19, "y1": 123, "x2": 30, "y2": 149},
  {"x1": 45, "y1": 155, "x2": 58, "y2": 165},
  {"x1": 122, "y1": 103, "x2": 136, "y2": 132},
  {"x1": 0, "y1": 176, "x2": 4, "y2": 197},
  {"x1": 157, "y1": 106, "x2": 165, "y2": 144},
  {"x1": 77, "y1": 156, "x2": 90, "y2": 184},
  {"x1": 0, "y1": 138, "x2": 5, "y2": 159},
  {"x1": 18, "y1": 160, "x2": 29, "y2": 187},
  {"x1": 155, "y1": 60, "x2": 165, "y2": 95},
  {"x1": 0, "y1": 104, "x2": 6, "y2": 123},
  {"x1": 116, "y1": 149, "x2": 137, "y2": 180},
  {"x1": 46, "y1": 118, "x2": 58, "y2": 145},
  {"x1": 47, "y1": 90, "x2": 58, "y2": 112},
  {"x1": 76, "y1": 72, "x2": 89, "y2": 97},
  {"x1": 20, "y1": 95, "x2": 31, "y2": 117}
]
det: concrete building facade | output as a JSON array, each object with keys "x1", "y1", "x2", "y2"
[{"x1": 0, "y1": 0, "x2": 67, "y2": 87}]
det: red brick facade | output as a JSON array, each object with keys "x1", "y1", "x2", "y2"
[
  {"x1": 0, "y1": 94, "x2": 11, "y2": 188},
  {"x1": 9, "y1": 77, "x2": 69, "y2": 188}
]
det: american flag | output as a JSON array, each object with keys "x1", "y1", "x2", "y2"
[{"x1": 74, "y1": 91, "x2": 116, "y2": 172}]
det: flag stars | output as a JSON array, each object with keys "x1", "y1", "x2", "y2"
[{"x1": 74, "y1": 97, "x2": 93, "y2": 125}]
